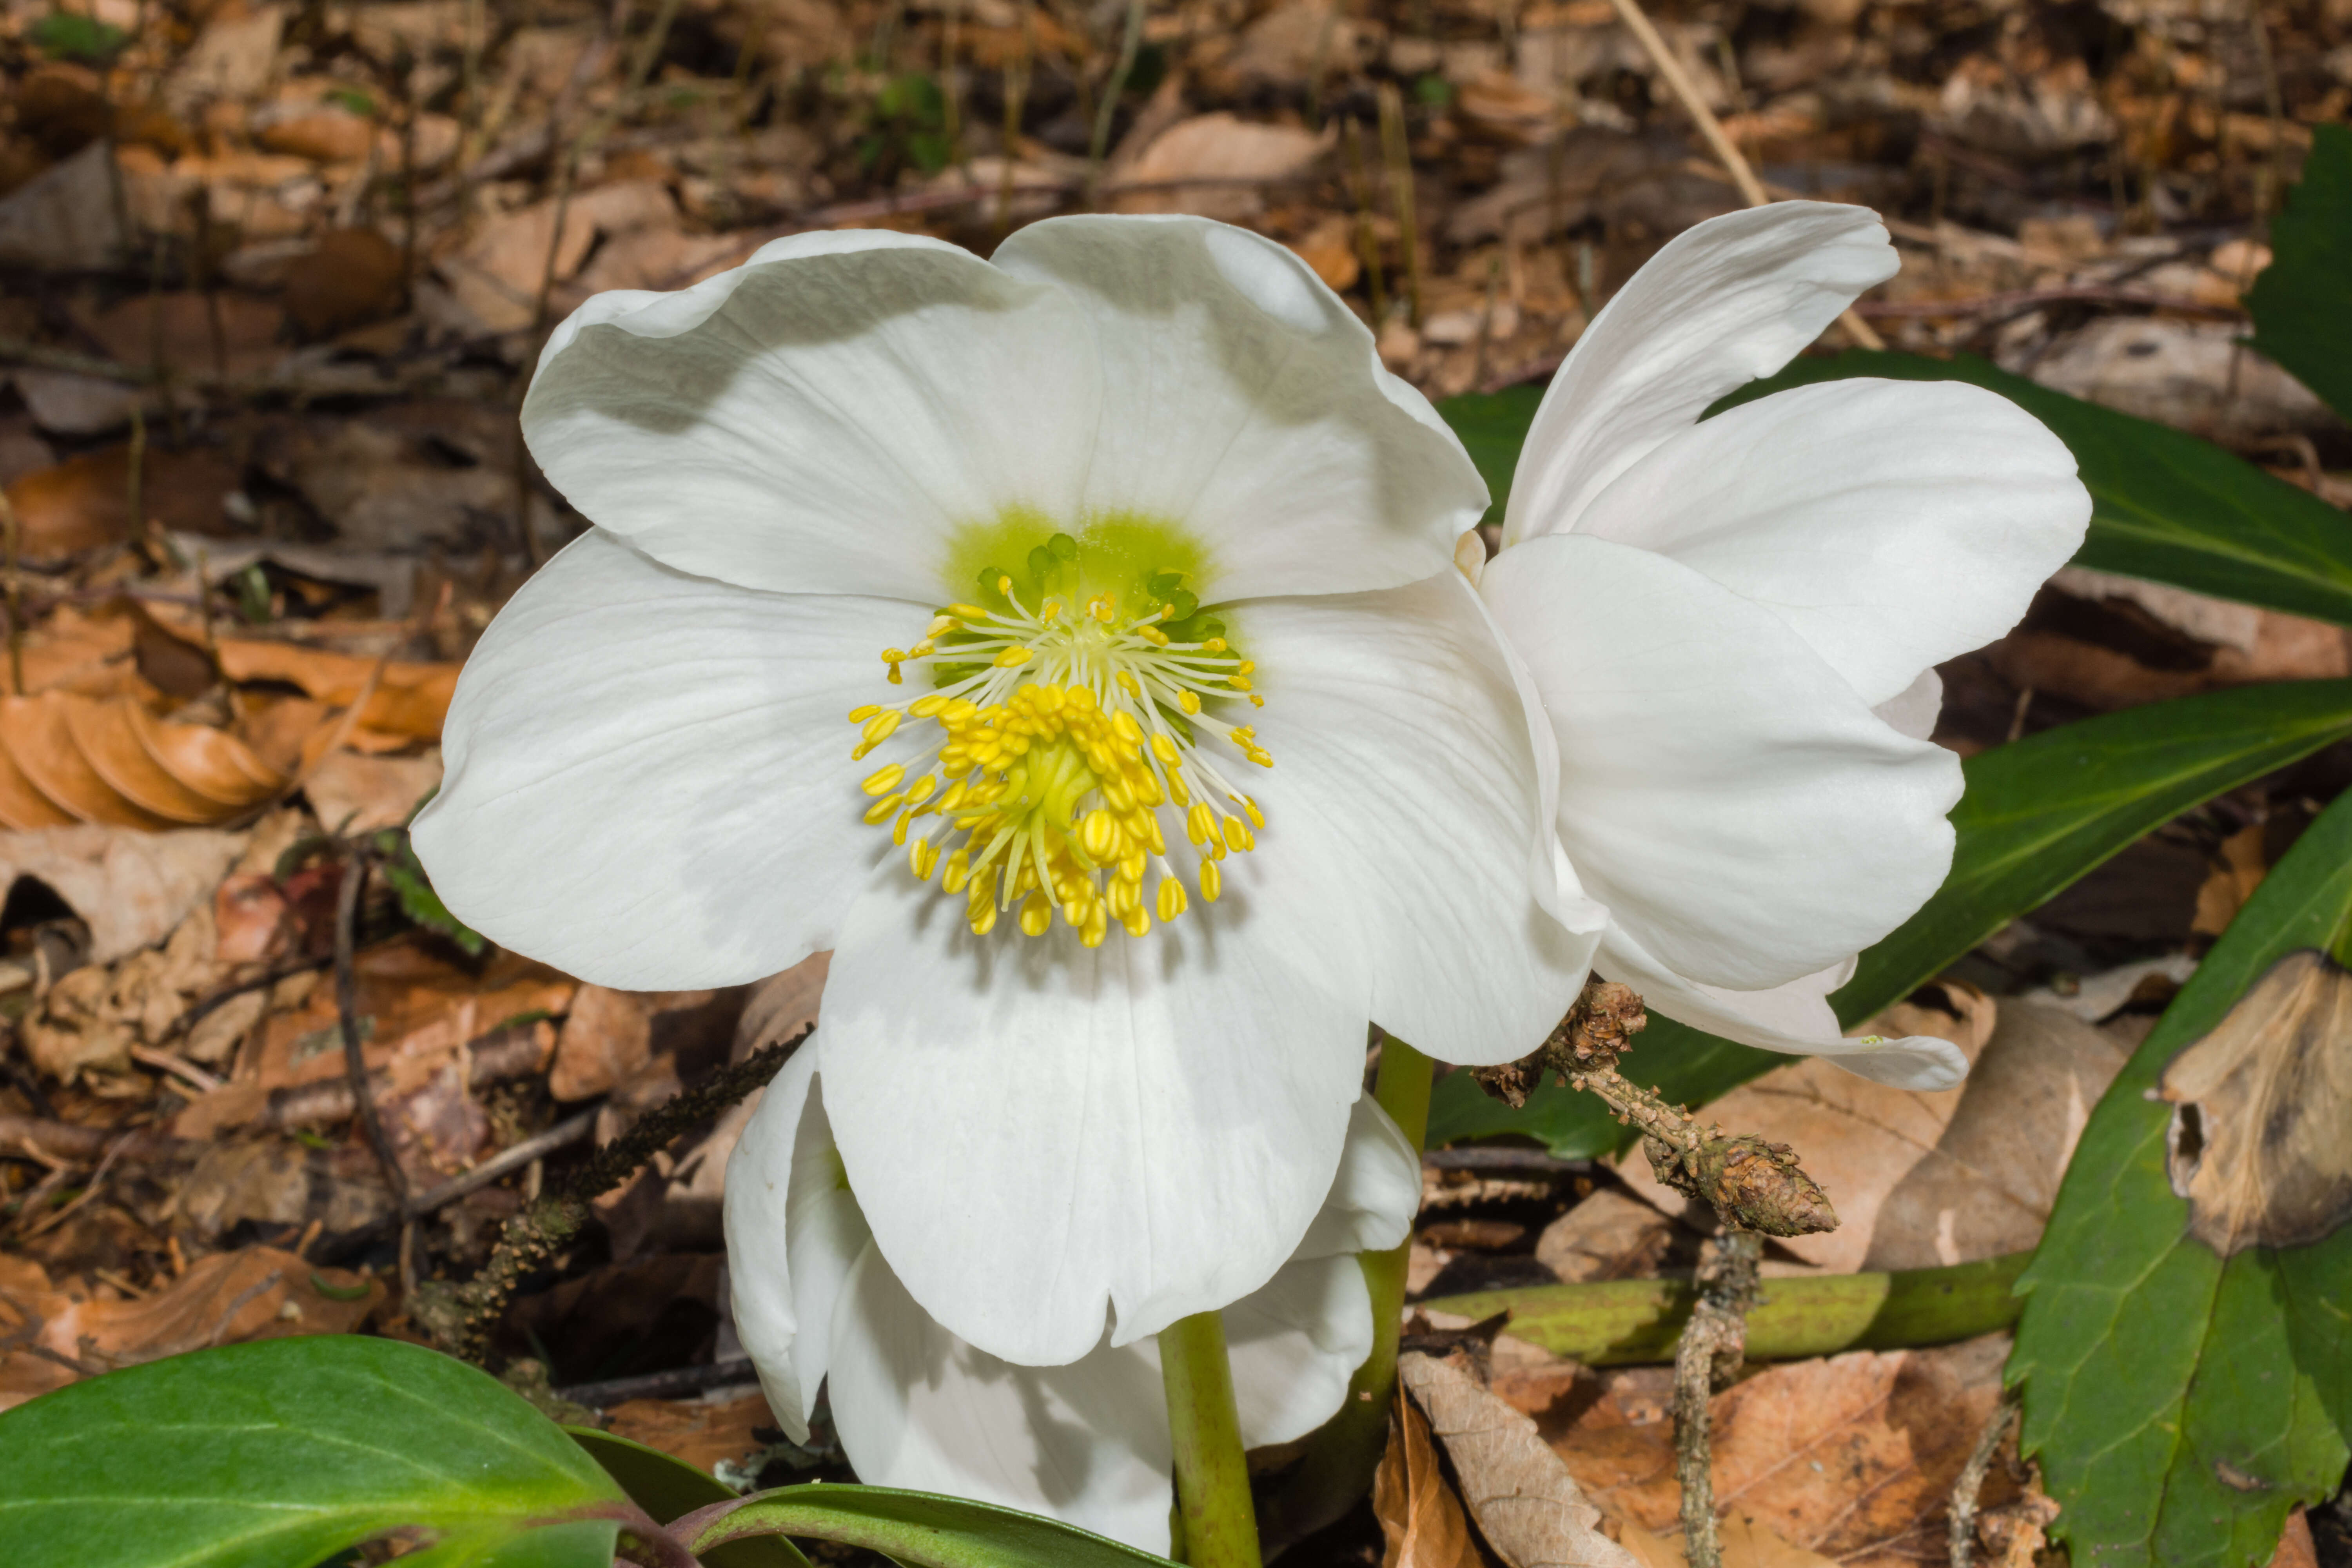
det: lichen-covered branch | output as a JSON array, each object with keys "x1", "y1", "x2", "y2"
[
  {"x1": 1673, "y1": 1231, "x2": 1762, "y2": 1568},
  {"x1": 414, "y1": 1025, "x2": 815, "y2": 1363}
]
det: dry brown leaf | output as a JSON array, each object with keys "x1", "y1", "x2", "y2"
[
  {"x1": 1523, "y1": 1336, "x2": 2014, "y2": 1568},
  {"x1": 1534, "y1": 1191, "x2": 1678, "y2": 1285},
  {"x1": 0, "y1": 823, "x2": 247, "y2": 963},
  {"x1": 0, "y1": 693, "x2": 283, "y2": 830},
  {"x1": 3, "y1": 445, "x2": 243, "y2": 559},
  {"x1": 1377, "y1": 1379, "x2": 1487, "y2": 1568},
  {"x1": 303, "y1": 748, "x2": 443, "y2": 835},
  {"x1": 2159, "y1": 950, "x2": 2352, "y2": 1255},
  {"x1": 552, "y1": 984, "x2": 656, "y2": 1103},
  {"x1": 1400, "y1": 1351, "x2": 1641, "y2": 1568},
  {"x1": 1616, "y1": 1512, "x2": 1840, "y2": 1568},
  {"x1": 282, "y1": 227, "x2": 408, "y2": 338},
  {"x1": 1617, "y1": 990, "x2": 2126, "y2": 1272},
  {"x1": 0, "y1": 1246, "x2": 380, "y2": 1412},
  {"x1": 605, "y1": 1389, "x2": 775, "y2": 1475},
  {"x1": 1111, "y1": 113, "x2": 1331, "y2": 221},
  {"x1": 215, "y1": 639, "x2": 458, "y2": 742}
]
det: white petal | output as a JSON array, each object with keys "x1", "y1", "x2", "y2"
[
  {"x1": 820, "y1": 874, "x2": 1367, "y2": 1366},
  {"x1": 1597, "y1": 927, "x2": 1968, "y2": 1091},
  {"x1": 523, "y1": 229, "x2": 1099, "y2": 603},
  {"x1": 1569, "y1": 379, "x2": 2090, "y2": 705},
  {"x1": 1501, "y1": 203, "x2": 1896, "y2": 547},
  {"x1": 993, "y1": 217, "x2": 1488, "y2": 599},
  {"x1": 783, "y1": 1062, "x2": 871, "y2": 1430},
  {"x1": 410, "y1": 530, "x2": 898, "y2": 989},
  {"x1": 1875, "y1": 668, "x2": 1944, "y2": 742},
  {"x1": 828, "y1": 1244, "x2": 1178, "y2": 1554},
  {"x1": 1295, "y1": 1096, "x2": 1423, "y2": 1260},
  {"x1": 1480, "y1": 535, "x2": 1960, "y2": 991},
  {"x1": 1225, "y1": 571, "x2": 1595, "y2": 1066},
  {"x1": 722, "y1": 1046, "x2": 820, "y2": 1441},
  {"x1": 1225, "y1": 1253, "x2": 1376, "y2": 1448}
]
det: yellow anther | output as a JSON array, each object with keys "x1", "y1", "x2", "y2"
[
  {"x1": 926, "y1": 615, "x2": 956, "y2": 638},
  {"x1": 1226, "y1": 676, "x2": 1252, "y2": 691},
  {"x1": 864, "y1": 794, "x2": 904, "y2": 824},
  {"x1": 1081, "y1": 904, "x2": 1110, "y2": 946},
  {"x1": 1250, "y1": 694, "x2": 1265, "y2": 708},
  {"x1": 906, "y1": 775, "x2": 938, "y2": 804},
  {"x1": 1222, "y1": 815, "x2": 1253, "y2": 853},
  {"x1": 1157, "y1": 878, "x2": 1187, "y2": 922},
  {"x1": 1116, "y1": 670, "x2": 1142, "y2": 697},
  {"x1": 862, "y1": 710, "x2": 903, "y2": 745},
  {"x1": 910, "y1": 837, "x2": 936, "y2": 877},
  {"x1": 1150, "y1": 733, "x2": 1180, "y2": 764},
  {"x1": 947, "y1": 603, "x2": 989, "y2": 620},
  {"x1": 943, "y1": 849, "x2": 971, "y2": 893},
  {"x1": 1040, "y1": 600, "x2": 1062, "y2": 622},
  {"x1": 1204, "y1": 638, "x2": 1227, "y2": 652},
  {"x1": 1167, "y1": 769, "x2": 1191, "y2": 807},
  {"x1": 848, "y1": 704, "x2": 881, "y2": 722},
  {"x1": 893, "y1": 811, "x2": 917, "y2": 846},
  {"x1": 996, "y1": 574, "x2": 1013, "y2": 594},
  {"x1": 1020, "y1": 893, "x2": 1053, "y2": 937},
  {"x1": 1241, "y1": 797, "x2": 1265, "y2": 829},
  {"x1": 1199, "y1": 859, "x2": 1221, "y2": 902},
  {"x1": 1137, "y1": 625, "x2": 1170, "y2": 646},
  {"x1": 1178, "y1": 690, "x2": 1201, "y2": 715},
  {"x1": 882, "y1": 648, "x2": 908, "y2": 664},
  {"x1": 1082, "y1": 808, "x2": 1119, "y2": 860},
  {"x1": 993, "y1": 647, "x2": 1034, "y2": 668},
  {"x1": 863, "y1": 764, "x2": 907, "y2": 796},
  {"x1": 970, "y1": 900, "x2": 999, "y2": 936},
  {"x1": 1236, "y1": 661, "x2": 1255, "y2": 674},
  {"x1": 910, "y1": 694, "x2": 949, "y2": 717},
  {"x1": 1122, "y1": 906, "x2": 1152, "y2": 938},
  {"x1": 1120, "y1": 851, "x2": 1148, "y2": 884},
  {"x1": 1186, "y1": 802, "x2": 1216, "y2": 845}
]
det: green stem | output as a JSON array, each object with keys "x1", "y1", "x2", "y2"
[
  {"x1": 1161, "y1": 1310, "x2": 1262, "y2": 1568},
  {"x1": 1256, "y1": 1037, "x2": 1434, "y2": 1554}
]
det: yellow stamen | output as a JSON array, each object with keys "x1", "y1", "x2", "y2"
[{"x1": 863, "y1": 764, "x2": 907, "y2": 796}]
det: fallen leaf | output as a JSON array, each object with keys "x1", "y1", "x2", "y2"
[
  {"x1": 1376, "y1": 1378, "x2": 1487, "y2": 1568},
  {"x1": 216, "y1": 639, "x2": 459, "y2": 742},
  {"x1": 1112, "y1": 113, "x2": 1331, "y2": 221},
  {"x1": 552, "y1": 984, "x2": 655, "y2": 1102},
  {"x1": 74, "y1": 292, "x2": 287, "y2": 381},
  {"x1": 0, "y1": 1245, "x2": 379, "y2": 1412},
  {"x1": 1524, "y1": 1336, "x2": 2016, "y2": 1568},
  {"x1": 0, "y1": 140, "x2": 123, "y2": 270},
  {"x1": 175, "y1": 1137, "x2": 396, "y2": 1240},
  {"x1": 302, "y1": 747, "x2": 442, "y2": 835},
  {"x1": 4, "y1": 445, "x2": 243, "y2": 559},
  {"x1": 0, "y1": 692, "x2": 284, "y2": 829},
  {"x1": 604, "y1": 1389, "x2": 775, "y2": 1474},
  {"x1": 1400, "y1": 1350, "x2": 1641, "y2": 1568},
  {"x1": 2158, "y1": 949, "x2": 2352, "y2": 1256},
  {"x1": 1533, "y1": 1190, "x2": 1678, "y2": 1285},
  {"x1": 282, "y1": 227, "x2": 408, "y2": 337},
  {"x1": 0, "y1": 824, "x2": 247, "y2": 963}
]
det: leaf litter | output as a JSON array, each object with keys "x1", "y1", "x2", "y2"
[{"x1": 0, "y1": 0, "x2": 2348, "y2": 1555}]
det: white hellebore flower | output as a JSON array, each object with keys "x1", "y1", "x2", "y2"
[
  {"x1": 1471, "y1": 201, "x2": 2092, "y2": 1090},
  {"x1": 724, "y1": 1042, "x2": 1421, "y2": 1554},
  {"x1": 413, "y1": 215, "x2": 1592, "y2": 1368}
]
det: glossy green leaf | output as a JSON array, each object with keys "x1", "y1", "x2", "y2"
[
  {"x1": 1718, "y1": 349, "x2": 2352, "y2": 629},
  {"x1": 688, "y1": 1483, "x2": 1180, "y2": 1568},
  {"x1": 1832, "y1": 679, "x2": 2352, "y2": 1024},
  {"x1": 1433, "y1": 682, "x2": 2352, "y2": 1157},
  {"x1": 565, "y1": 1426, "x2": 811, "y2": 1568},
  {"x1": 1434, "y1": 383, "x2": 1544, "y2": 526},
  {"x1": 2010, "y1": 784, "x2": 2352, "y2": 1568},
  {"x1": 2245, "y1": 123, "x2": 2352, "y2": 425},
  {"x1": 0, "y1": 1336, "x2": 626, "y2": 1568}
]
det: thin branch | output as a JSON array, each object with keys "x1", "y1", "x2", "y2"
[
  {"x1": 1604, "y1": 0, "x2": 1885, "y2": 350},
  {"x1": 1673, "y1": 1230, "x2": 1761, "y2": 1568},
  {"x1": 336, "y1": 850, "x2": 409, "y2": 1214},
  {"x1": 1949, "y1": 1385, "x2": 2023, "y2": 1568}
]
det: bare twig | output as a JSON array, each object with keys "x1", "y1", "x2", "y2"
[
  {"x1": 1606, "y1": 0, "x2": 1884, "y2": 350},
  {"x1": 336, "y1": 849, "x2": 410, "y2": 1214},
  {"x1": 557, "y1": 1354, "x2": 759, "y2": 1409},
  {"x1": 1949, "y1": 1384, "x2": 2024, "y2": 1568},
  {"x1": 1673, "y1": 1230, "x2": 1762, "y2": 1568},
  {"x1": 409, "y1": 1109, "x2": 596, "y2": 1218},
  {"x1": 21, "y1": 1131, "x2": 136, "y2": 1240},
  {"x1": 1377, "y1": 83, "x2": 1424, "y2": 327},
  {"x1": 1085, "y1": 0, "x2": 1147, "y2": 209}
]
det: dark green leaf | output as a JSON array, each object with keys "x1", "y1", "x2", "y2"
[
  {"x1": 1832, "y1": 679, "x2": 2352, "y2": 1024},
  {"x1": 565, "y1": 1427, "x2": 811, "y2": 1568},
  {"x1": 376, "y1": 831, "x2": 487, "y2": 956},
  {"x1": 1433, "y1": 385, "x2": 1543, "y2": 528},
  {"x1": 0, "y1": 1336, "x2": 625, "y2": 1568},
  {"x1": 688, "y1": 1483, "x2": 1180, "y2": 1568},
  {"x1": 2010, "y1": 784, "x2": 2352, "y2": 1568},
  {"x1": 1717, "y1": 350, "x2": 2352, "y2": 629},
  {"x1": 30, "y1": 9, "x2": 125, "y2": 60},
  {"x1": 2245, "y1": 124, "x2": 2352, "y2": 425}
]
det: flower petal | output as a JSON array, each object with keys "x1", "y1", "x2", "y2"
[
  {"x1": 1875, "y1": 668, "x2": 1944, "y2": 742},
  {"x1": 411, "y1": 530, "x2": 900, "y2": 988},
  {"x1": 1501, "y1": 203, "x2": 1896, "y2": 548},
  {"x1": 1295, "y1": 1096, "x2": 1422, "y2": 1260},
  {"x1": 1226, "y1": 571, "x2": 1596, "y2": 1067},
  {"x1": 722, "y1": 1047, "x2": 818, "y2": 1441},
  {"x1": 827, "y1": 1243, "x2": 1178, "y2": 1554},
  {"x1": 992, "y1": 217, "x2": 1489, "y2": 599},
  {"x1": 523, "y1": 230, "x2": 1099, "y2": 603},
  {"x1": 820, "y1": 875, "x2": 1367, "y2": 1365},
  {"x1": 1225, "y1": 1253, "x2": 1377, "y2": 1448},
  {"x1": 1597, "y1": 927, "x2": 1968, "y2": 1091},
  {"x1": 1480, "y1": 535, "x2": 1960, "y2": 991},
  {"x1": 1570, "y1": 379, "x2": 2089, "y2": 706}
]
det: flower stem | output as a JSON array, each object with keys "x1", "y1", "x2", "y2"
[
  {"x1": 1161, "y1": 1310, "x2": 1262, "y2": 1568},
  {"x1": 1256, "y1": 1036, "x2": 1433, "y2": 1553}
]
